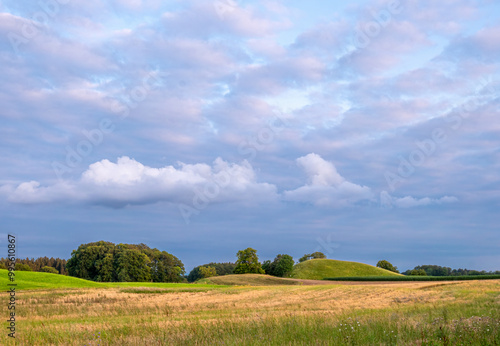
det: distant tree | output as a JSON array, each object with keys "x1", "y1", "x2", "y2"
[
  {"x1": 407, "y1": 269, "x2": 427, "y2": 276},
  {"x1": 206, "y1": 262, "x2": 236, "y2": 276},
  {"x1": 0, "y1": 262, "x2": 6, "y2": 269},
  {"x1": 263, "y1": 254, "x2": 294, "y2": 277},
  {"x1": 40, "y1": 266, "x2": 59, "y2": 274},
  {"x1": 299, "y1": 252, "x2": 326, "y2": 263},
  {"x1": 233, "y1": 248, "x2": 265, "y2": 274},
  {"x1": 66, "y1": 241, "x2": 184, "y2": 282},
  {"x1": 376, "y1": 260, "x2": 399, "y2": 273},
  {"x1": 187, "y1": 262, "x2": 235, "y2": 282},
  {"x1": 15, "y1": 263, "x2": 32, "y2": 271},
  {"x1": 198, "y1": 266, "x2": 217, "y2": 278}
]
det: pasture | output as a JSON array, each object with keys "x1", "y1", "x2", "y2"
[{"x1": 1, "y1": 270, "x2": 499, "y2": 345}]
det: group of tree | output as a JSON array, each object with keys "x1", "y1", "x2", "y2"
[
  {"x1": 298, "y1": 252, "x2": 326, "y2": 263},
  {"x1": 187, "y1": 262, "x2": 236, "y2": 282},
  {"x1": 403, "y1": 265, "x2": 500, "y2": 276},
  {"x1": 188, "y1": 249, "x2": 325, "y2": 281},
  {"x1": 0, "y1": 257, "x2": 67, "y2": 274},
  {"x1": 262, "y1": 254, "x2": 294, "y2": 277},
  {"x1": 66, "y1": 241, "x2": 185, "y2": 282}
]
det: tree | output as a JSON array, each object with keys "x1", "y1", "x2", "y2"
[
  {"x1": 40, "y1": 266, "x2": 59, "y2": 274},
  {"x1": 376, "y1": 260, "x2": 399, "y2": 273},
  {"x1": 198, "y1": 266, "x2": 217, "y2": 278},
  {"x1": 66, "y1": 241, "x2": 184, "y2": 282},
  {"x1": 15, "y1": 263, "x2": 32, "y2": 271},
  {"x1": 299, "y1": 252, "x2": 326, "y2": 263},
  {"x1": 263, "y1": 254, "x2": 294, "y2": 277},
  {"x1": 188, "y1": 262, "x2": 236, "y2": 282},
  {"x1": 407, "y1": 269, "x2": 427, "y2": 276},
  {"x1": 233, "y1": 248, "x2": 265, "y2": 274}
]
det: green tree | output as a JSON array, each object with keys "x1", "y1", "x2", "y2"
[
  {"x1": 263, "y1": 254, "x2": 294, "y2": 277},
  {"x1": 233, "y1": 248, "x2": 265, "y2": 274},
  {"x1": 198, "y1": 266, "x2": 217, "y2": 278},
  {"x1": 114, "y1": 247, "x2": 151, "y2": 282},
  {"x1": 15, "y1": 263, "x2": 32, "y2": 271},
  {"x1": 66, "y1": 241, "x2": 184, "y2": 283},
  {"x1": 299, "y1": 252, "x2": 326, "y2": 262},
  {"x1": 376, "y1": 260, "x2": 399, "y2": 273},
  {"x1": 40, "y1": 266, "x2": 59, "y2": 274},
  {"x1": 407, "y1": 269, "x2": 427, "y2": 276}
]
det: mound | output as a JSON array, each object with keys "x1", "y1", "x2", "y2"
[
  {"x1": 199, "y1": 274, "x2": 302, "y2": 286},
  {"x1": 291, "y1": 259, "x2": 402, "y2": 280}
]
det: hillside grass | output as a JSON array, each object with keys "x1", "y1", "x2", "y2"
[
  {"x1": 2, "y1": 279, "x2": 499, "y2": 345},
  {"x1": 199, "y1": 273, "x2": 302, "y2": 286},
  {"x1": 0, "y1": 269, "x2": 221, "y2": 290},
  {"x1": 291, "y1": 258, "x2": 402, "y2": 280}
]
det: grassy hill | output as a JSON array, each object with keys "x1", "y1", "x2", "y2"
[
  {"x1": 199, "y1": 274, "x2": 302, "y2": 286},
  {"x1": 0, "y1": 269, "x2": 219, "y2": 290},
  {"x1": 291, "y1": 259, "x2": 402, "y2": 280}
]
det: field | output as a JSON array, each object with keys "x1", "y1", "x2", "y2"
[{"x1": 2, "y1": 270, "x2": 499, "y2": 345}]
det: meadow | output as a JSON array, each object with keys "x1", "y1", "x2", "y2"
[{"x1": 1, "y1": 269, "x2": 499, "y2": 345}]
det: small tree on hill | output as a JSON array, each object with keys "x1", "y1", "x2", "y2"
[
  {"x1": 299, "y1": 252, "x2": 326, "y2": 263},
  {"x1": 233, "y1": 248, "x2": 265, "y2": 274},
  {"x1": 376, "y1": 260, "x2": 399, "y2": 273}
]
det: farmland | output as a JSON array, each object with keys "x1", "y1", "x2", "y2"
[{"x1": 1, "y1": 270, "x2": 499, "y2": 345}]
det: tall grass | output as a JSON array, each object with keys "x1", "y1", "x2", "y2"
[{"x1": 1, "y1": 279, "x2": 498, "y2": 345}]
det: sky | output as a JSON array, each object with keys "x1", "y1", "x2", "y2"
[{"x1": 0, "y1": 0, "x2": 499, "y2": 273}]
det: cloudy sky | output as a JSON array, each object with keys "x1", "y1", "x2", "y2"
[{"x1": 1, "y1": 0, "x2": 499, "y2": 272}]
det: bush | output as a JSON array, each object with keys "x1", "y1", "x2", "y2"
[{"x1": 40, "y1": 266, "x2": 59, "y2": 274}]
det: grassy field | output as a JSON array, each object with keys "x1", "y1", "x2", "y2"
[
  {"x1": 0, "y1": 269, "x2": 222, "y2": 291},
  {"x1": 291, "y1": 259, "x2": 402, "y2": 280},
  {"x1": 1, "y1": 269, "x2": 499, "y2": 345}
]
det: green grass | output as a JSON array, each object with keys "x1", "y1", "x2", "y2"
[
  {"x1": 291, "y1": 259, "x2": 402, "y2": 280},
  {"x1": 0, "y1": 269, "x2": 222, "y2": 290},
  {"x1": 325, "y1": 275, "x2": 500, "y2": 281},
  {"x1": 199, "y1": 273, "x2": 302, "y2": 286}
]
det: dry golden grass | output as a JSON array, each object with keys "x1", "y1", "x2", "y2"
[{"x1": 4, "y1": 280, "x2": 500, "y2": 345}]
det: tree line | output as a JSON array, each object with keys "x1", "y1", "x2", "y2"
[
  {"x1": 0, "y1": 257, "x2": 67, "y2": 274},
  {"x1": 376, "y1": 260, "x2": 500, "y2": 276}
]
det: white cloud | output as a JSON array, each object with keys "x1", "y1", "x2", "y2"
[
  {"x1": 2, "y1": 156, "x2": 277, "y2": 208},
  {"x1": 283, "y1": 153, "x2": 373, "y2": 207}
]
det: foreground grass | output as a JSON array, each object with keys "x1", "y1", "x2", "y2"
[
  {"x1": 291, "y1": 259, "x2": 402, "y2": 280},
  {"x1": 2, "y1": 279, "x2": 499, "y2": 345}
]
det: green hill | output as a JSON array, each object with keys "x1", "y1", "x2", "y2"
[{"x1": 291, "y1": 259, "x2": 402, "y2": 280}]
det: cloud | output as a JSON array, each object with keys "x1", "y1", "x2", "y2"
[
  {"x1": 2, "y1": 156, "x2": 277, "y2": 208},
  {"x1": 380, "y1": 191, "x2": 458, "y2": 208},
  {"x1": 283, "y1": 153, "x2": 373, "y2": 207}
]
